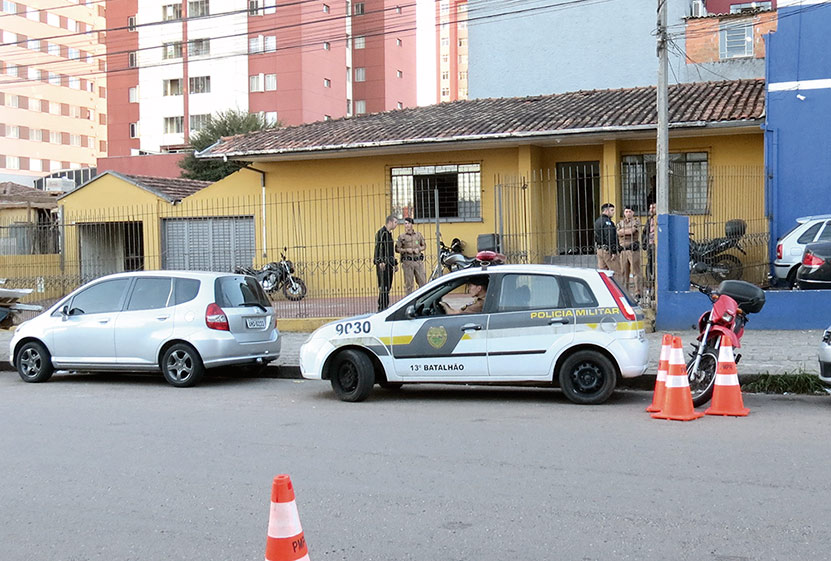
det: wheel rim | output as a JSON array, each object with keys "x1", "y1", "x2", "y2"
[
  {"x1": 286, "y1": 283, "x2": 302, "y2": 296},
  {"x1": 569, "y1": 361, "x2": 604, "y2": 394},
  {"x1": 20, "y1": 348, "x2": 42, "y2": 378},
  {"x1": 336, "y1": 362, "x2": 358, "y2": 393},
  {"x1": 688, "y1": 353, "x2": 717, "y2": 398},
  {"x1": 166, "y1": 349, "x2": 193, "y2": 382}
]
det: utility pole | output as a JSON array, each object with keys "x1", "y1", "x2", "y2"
[{"x1": 656, "y1": 0, "x2": 669, "y2": 215}]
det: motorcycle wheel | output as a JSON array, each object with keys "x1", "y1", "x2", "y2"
[
  {"x1": 710, "y1": 254, "x2": 743, "y2": 282},
  {"x1": 687, "y1": 346, "x2": 719, "y2": 407},
  {"x1": 282, "y1": 278, "x2": 307, "y2": 301},
  {"x1": 261, "y1": 272, "x2": 279, "y2": 293}
]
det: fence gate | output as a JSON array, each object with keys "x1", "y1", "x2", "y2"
[{"x1": 162, "y1": 216, "x2": 255, "y2": 272}]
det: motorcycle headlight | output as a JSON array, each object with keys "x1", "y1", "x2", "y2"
[
  {"x1": 721, "y1": 311, "x2": 734, "y2": 323},
  {"x1": 287, "y1": 260, "x2": 295, "y2": 273}
]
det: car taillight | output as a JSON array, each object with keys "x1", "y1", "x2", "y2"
[
  {"x1": 776, "y1": 242, "x2": 782, "y2": 260},
  {"x1": 206, "y1": 303, "x2": 229, "y2": 331},
  {"x1": 599, "y1": 272, "x2": 636, "y2": 321},
  {"x1": 802, "y1": 251, "x2": 825, "y2": 267}
]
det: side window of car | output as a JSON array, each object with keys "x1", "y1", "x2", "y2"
[
  {"x1": 818, "y1": 221, "x2": 831, "y2": 242},
  {"x1": 497, "y1": 274, "x2": 564, "y2": 312},
  {"x1": 126, "y1": 278, "x2": 173, "y2": 311},
  {"x1": 174, "y1": 278, "x2": 201, "y2": 305},
  {"x1": 68, "y1": 279, "x2": 130, "y2": 315},
  {"x1": 797, "y1": 222, "x2": 823, "y2": 244},
  {"x1": 562, "y1": 277, "x2": 599, "y2": 308}
]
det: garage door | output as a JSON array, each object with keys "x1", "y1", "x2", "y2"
[{"x1": 162, "y1": 216, "x2": 255, "y2": 271}]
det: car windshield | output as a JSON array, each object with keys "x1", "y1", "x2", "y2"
[{"x1": 215, "y1": 276, "x2": 270, "y2": 308}]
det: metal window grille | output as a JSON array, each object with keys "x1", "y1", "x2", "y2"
[
  {"x1": 719, "y1": 22, "x2": 753, "y2": 59},
  {"x1": 391, "y1": 164, "x2": 481, "y2": 221}
]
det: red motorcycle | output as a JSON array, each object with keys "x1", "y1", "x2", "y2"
[{"x1": 686, "y1": 279, "x2": 765, "y2": 407}]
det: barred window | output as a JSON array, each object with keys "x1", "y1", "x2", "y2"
[
  {"x1": 189, "y1": 75, "x2": 210, "y2": 93},
  {"x1": 719, "y1": 22, "x2": 753, "y2": 59},
  {"x1": 189, "y1": 38, "x2": 210, "y2": 56},
  {"x1": 188, "y1": 0, "x2": 209, "y2": 17},
  {"x1": 163, "y1": 116, "x2": 184, "y2": 134},
  {"x1": 162, "y1": 42, "x2": 182, "y2": 60},
  {"x1": 391, "y1": 164, "x2": 481, "y2": 221},
  {"x1": 621, "y1": 152, "x2": 709, "y2": 215},
  {"x1": 190, "y1": 114, "x2": 211, "y2": 132}
]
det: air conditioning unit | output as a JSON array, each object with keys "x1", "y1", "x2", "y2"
[
  {"x1": 43, "y1": 178, "x2": 75, "y2": 192},
  {"x1": 691, "y1": 0, "x2": 706, "y2": 17}
]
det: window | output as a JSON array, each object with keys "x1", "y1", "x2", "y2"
[
  {"x1": 265, "y1": 73, "x2": 277, "y2": 90},
  {"x1": 249, "y1": 74, "x2": 263, "y2": 92},
  {"x1": 174, "y1": 278, "x2": 200, "y2": 305},
  {"x1": 69, "y1": 76, "x2": 80, "y2": 89},
  {"x1": 459, "y1": 70, "x2": 468, "y2": 81},
  {"x1": 128, "y1": 15, "x2": 136, "y2": 30},
  {"x1": 190, "y1": 114, "x2": 211, "y2": 131},
  {"x1": 324, "y1": 115, "x2": 332, "y2": 121},
  {"x1": 49, "y1": 130, "x2": 60, "y2": 143},
  {"x1": 69, "y1": 280, "x2": 130, "y2": 315},
  {"x1": 189, "y1": 75, "x2": 211, "y2": 93},
  {"x1": 249, "y1": 35, "x2": 276, "y2": 53},
  {"x1": 797, "y1": 223, "x2": 823, "y2": 244},
  {"x1": 47, "y1": 42, "x2": 60, "y2": 56},
  {"x1": 720, "y1": 21, "x2": 753, "y2": 59},
  {"x1": 188, "y1": 0, "x2": 209, "y2": 17},
  {"x1": 354, "y1": 99, "x2": 366, "y2": 114},
  {"x1": 497, "y1": 274, "x2": 565, "y2": 312},
  {"x1": 48, "y1": 72, "x2": 61, "y2": 85},
  {"x1": 396, "y1": 38, "x2": 402, "y2": 46},
  {"x1": 164, "y1": 116, "x2": 184, "y2": 134},
  {"x1": 354, "y1": 36, "x2": 365, "y2": 49},
  {"x1": 263, "y1": 0, "x2": 276, "y2": 14},
  {"x1": 47, "y1": 12, "x2": 58, "y2": 26},
  {"x1": 3, "y1": 30, "x2": 15, "y2": 43},
  {"x1": 6, "y1": 156, "x2": 20, "y2": 170},
  {"x1": 162, "y1": 42, "x2": 182, "y2": 59},
  {"x1": 2, "y1": 1, "x2": 15, "y2": 14},
  {"x1": 7, "y1": 125, "x2": 19, "y2": 138},
  {"x1": 323, "y1": 41, "x2": 330, "y2": 50},
  {"x1": 28, "y1": 67, "x2": 41, "y2": 80},
  {"x1": 441, "y1": 87, "x2": 449, "y2": 97},
  {"x1": 249, "y1": 0, "x2": 260, "y2": 15},
  {"x1": 353, "y1": 2, "x2": 364, "y2": 15},
  {"x1": 68, "y1": 47, "x2": 80, "y2": 60},
  {"x1": 129, "y1": 123, "x2": 138, "y2": 138},
  {"x1": 265, "y1": 111, "x2": 277, "y2": 125},
  {"x1": 391, "y1": 164, "x2": 481, "y2": 221},
  {"x1": 31, "y1": 129, "x2": 42, "y2": 141},
  {"x1": 440, "y1": 37, "x2": 449, "y2": 47},
  {"x1": 730, "y1": 1, "x2": 772, "y2": 12},
  {"x1": 323, "y1": 3, "x2": 329, "y2": 13},
  {"x1": 66, "y1": 18, "x2": 78, "y2": 32},
  {"x1": 189, "y1": 38, "x2": 210, "y2": 56},
  {"x1": 354, "y1": 67, "x2": 366, "y2": 82},
  {"x1": 128, "y1": 51, "x2": 137, "y2": 67},
  {"x1": 27, "y1": 39, "x2": 40, "y2": 51},
  {"x1": 128, "y1": 87, "x2": 138, "y2": 102},
  {"x1": 323, "y1": 78, "x2": 331, "y2": 88},
  {"x1": 458, "y1": 38, "x2": 467, "y2": 47},
  {"x1": 163, "y1": 78, "x2": 183, "y2": 96},
  {"x1": 397, "y1": 101, "x2": 403, "y2": 109},
  {"x1": 5, "y1": 63, "x2": 17, "y2": 77},
  {"x1": 396, "y1": 70, "x2": 402, "y2": 78},
  {"x1": 49, "y1": 101, "x2": 60, "y2": 114},
  {"x1": 441, "y1": 71, "x2": 449, "y2": 81},
  {"x1": 127, "y1": 278, "x2": 172, "y2": 311},
  {"x1": 30, "y1": 158, "x2": 42, "y2": 172},
  {"x1": 69, "y1": 134, "x2": 81, "y2": 146},
  {"x1": 563, "y1": 277, "x2": 599, "y2": 308},
  {"x1": 621, "y1": 152, "x2": 709, "y2": 214},
  {"x1": 459, "y1": 54, "x2": 468, "y2": 64}
]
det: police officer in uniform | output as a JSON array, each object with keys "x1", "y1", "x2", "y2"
[
  {"x1": 594, "y1": 202, "x2": 620, "y2": 276},
  {"x1": 617, "y1": 205, "x2": 643, "y2": 300},
  {"x1": 395, "y1": 217, "x2": 427, "y2": 295},
  {"x1": 374, "y1": 215, "x2": 398, "y2": 311},
  {"x1": 440, "y1": 277, "x2": 488, "y2": 315}
]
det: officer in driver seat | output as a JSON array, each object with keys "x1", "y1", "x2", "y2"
[{"x1": 440, "y1": 276, "x2": 489, "y2": 315}]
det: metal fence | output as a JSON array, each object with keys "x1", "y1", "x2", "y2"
[{"x1": 0, "y1": 164, "x2": 769, "y2": 321}]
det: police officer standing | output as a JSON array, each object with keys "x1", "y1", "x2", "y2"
[
  {"x1": 617, "y1": 205, "x2": 642, "y2": 300},
  {"x1": 395, "y1": 217, "x2": 427, "y2": 295},
  {"x1": 374, "y1": 215, "x2": 398, "y2": 311},
  {"x1": 594, "y1": 202, "x2": 620, "y2": 276}
]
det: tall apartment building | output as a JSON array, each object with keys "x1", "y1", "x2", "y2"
[
  {"x1": 436, "y1": 0, "x2": 467, "y2": 102},
  {"x1": 0, "y1": 0, "x2": 107, "y2": 186},
  {"x1": 106, "y1": 0, "x2": 417, "y2": 156}
]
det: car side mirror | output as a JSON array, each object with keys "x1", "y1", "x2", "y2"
[
  {"x1": 406, "y1": 305, "x2": 416, "y2": 319},
  {"x1": 60, "y1": 305, "x2": 69, "y2": 320}
]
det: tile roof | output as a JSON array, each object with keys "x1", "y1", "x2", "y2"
[
  {"x1": 200, "y1": 79, "x2": 766, "y2": 160},
  {"x1": 0, "y1": 182, "x2": 60, "y2": 207},
  {"x1": 122, "y1": 174, "x2": 212, "y2": 201}
]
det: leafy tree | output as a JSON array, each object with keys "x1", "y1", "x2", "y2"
[{"x1": 179, "y1": 109, "x2": 279, "y2": 182}]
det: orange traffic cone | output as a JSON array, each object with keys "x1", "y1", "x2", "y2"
[
  {"x1": 705, "y1": 335, "x2": 749, "y2": 417},
  {"x1": 265, "y1": 475, "x2": 310, "y2": 561},
  {"x1": 651, "y1": 336, "x2": 704, "y2": 421},
  {"x1": 646, "y1": 334, "x2": 673, "y2": 412}
]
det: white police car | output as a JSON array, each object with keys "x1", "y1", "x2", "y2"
[{"x1": 299, "y1": 264, "x2": 648, "y2": 404}]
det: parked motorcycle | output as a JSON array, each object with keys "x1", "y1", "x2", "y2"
[
  {"x1": 234, "y1": 248, "x2": 307, "y2": 301},
  {"x1": 689, "y1": 219, "x2": 747, "y2": 282},
  {"x1": 686, "y1": 277, "x2": 765, "y2": 406},
  {"x1": 429, "y1": 237, "x2": 506, "y2": 280}
]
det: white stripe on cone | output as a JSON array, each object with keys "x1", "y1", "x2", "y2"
[
  {"x1": 715, "y1": 373, "x2": 740, "y2": 386},
  {"x1": 656, "y1": 341, "x2": 670, "y2": 382},
  {"x1": 718, "y1": 341, "x2": 736, "y2": 364},
  {"x1": 663, "y1": 345, "x2": 689, "y2": 389},
  {"x1": 268, "y1": 501, "x2": 303, "y2": 538}
]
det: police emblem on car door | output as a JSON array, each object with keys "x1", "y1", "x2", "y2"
[{"x1": 389, "y1": 278, "x2": 489, "y2": 379}]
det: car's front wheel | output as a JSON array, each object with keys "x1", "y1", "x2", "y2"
[
  {"x1": 161, "y1": 343, "x2": 205, "y2": 388},
  {"x1": 558, "y1": 350, "x2": 617, "y2": 404},
  {"x1": 330, "y1": 349, "x2": 375, "y2": 402},
  {"x1": 16, "y1": 341, "x2": 54, "y2": 383}
]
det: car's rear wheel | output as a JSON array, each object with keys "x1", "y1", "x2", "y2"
[
  {"x1": 330, "y1": 349, "x2": 374, "y2": 402},
  {"x1": 558, "y1": 350, "x2": 617, "y2": 404},
  {"x1": 16, "y1": 341, "x2": 54, "y2": 383},
  {"x1": 161, "y1": 343, "x2": 205, "y2": 388}
]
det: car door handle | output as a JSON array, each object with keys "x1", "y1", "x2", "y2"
[
  {"x1": 156, "y1": 315, "x2": 170, "y2": 321},
  {"x1": 98, "y1": 318, "x2": 110, "y2": 324},
  {"x1": 461, "y1": 323, "x2": 483, "y2": 331},
  {"x1": 548, "y1": 318, "x2": 570, "y2": 325}
]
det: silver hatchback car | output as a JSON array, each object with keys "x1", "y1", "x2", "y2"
[{"x1": 10, "y1": 271, "x2": 281, "y2": 387}]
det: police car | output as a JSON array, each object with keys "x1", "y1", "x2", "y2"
[{"x1": 299, "y1": 264, "x2": 648, "y2": 404}]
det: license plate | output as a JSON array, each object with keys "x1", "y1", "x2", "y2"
[{"x1": 245, "y1": 317, "x2": 267, "y2": 329}]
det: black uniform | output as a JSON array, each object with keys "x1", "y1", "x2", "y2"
[
  {"x1": 374, "y1": 225, "x2": 396, "y2": 311},
  {"x1": 594, "y1": 215, "x2": 618, "y2": 252}
]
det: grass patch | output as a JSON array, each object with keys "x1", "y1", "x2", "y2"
[{"x1": 741, "y1": 372, "x2": 828, "y2": 395}]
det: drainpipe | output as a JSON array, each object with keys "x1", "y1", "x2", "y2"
[{"x1": 240, "y1": 163, "x2": 268, "y2": 259}]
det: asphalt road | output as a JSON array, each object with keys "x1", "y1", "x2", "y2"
[{"x1": 2, "y1": 373, "x2": 831, "y2": 561}]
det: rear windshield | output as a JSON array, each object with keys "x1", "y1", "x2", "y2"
[{"x1": 215, "y1": 276, "x2": 270, "y2": 308}]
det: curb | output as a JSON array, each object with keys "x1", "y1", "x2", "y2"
[{"x1": 276, "y1": 318, "x2": 338, "y2": 332}]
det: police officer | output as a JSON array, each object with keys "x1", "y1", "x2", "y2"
[
  {"x1": 395, "y1": 217, "x2": 427, "y2": 295},
  {"x1": 374, "y1": 215, "x2": 398, "y2": 311},
  {"x1": 440, "y1": 277, "x2": 488, "y2": 315},
  {"x1": 617, "y1": 205, "x2": 642, "y2": 300},
  {"x1": 594, "y1": 202, "x2": 620, "y2": 276}
]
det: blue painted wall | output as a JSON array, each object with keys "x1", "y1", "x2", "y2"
[
  {"x1": 656, "y1": 214, "x2": 831, "y2": 330},
  {"x1": 765, "y1": 1, "x2": 831, "y2": 260}
]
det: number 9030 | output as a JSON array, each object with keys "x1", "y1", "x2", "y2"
[{"x1": 335, "y1": 320, "x2": 372, "y2": 335}]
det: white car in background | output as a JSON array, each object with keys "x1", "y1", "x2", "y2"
[{"x1": 773, "y1": 215, "x2": 831, "y2": 287}]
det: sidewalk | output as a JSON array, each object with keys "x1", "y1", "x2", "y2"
[{"x1": 0, "y1": 329, "x2": 822, "y2": 382}]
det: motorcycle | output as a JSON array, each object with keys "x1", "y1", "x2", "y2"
[
  {"x1": 429, "y1": 237, "x2": 506, "y2": 280},
  {"x1": 689, "y1": 219, "x2": 747, "y2": 282},
  {"x1": 686, "y1": 276, "x2": 765, "y2": 407},
  {"x1": 234, "y1": 248, "x2": 307, "y2": 301}
]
